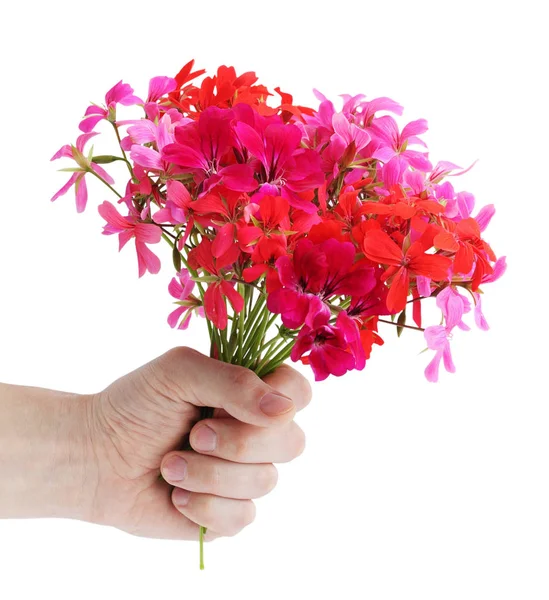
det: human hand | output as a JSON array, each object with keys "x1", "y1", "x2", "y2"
[{"x1": 85, "y1": 347, "x2": 311, "y2": 541}]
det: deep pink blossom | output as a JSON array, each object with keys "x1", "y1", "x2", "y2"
[
  {"x1": 267, "y1": 238, "x2": 376, "y2": 329},
  {"x1": 162, "y1": 106, "x2": 257, "y2": 193},
  {"x1": 79, "y1": 81, "x2": 142, "y2": 133},
  {"x1": 235, "y1": 119, "x2": 325, "y2": 213},
  {"x1": 144, "y1": 76, "x2": 178, "y2": 120},
  {"x1": 98, "y1": 201, "x2": 162, "y2": 277},
  {"x1": 167, "y1": 269, "x2": 204, "y2": 330},
  {"x1": 291, "y1": 311, "x2": 364, "y2": 381}
]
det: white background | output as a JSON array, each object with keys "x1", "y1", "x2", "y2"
[{"x1": 0, "y1": 1, "x2": 547, "y2": 598}]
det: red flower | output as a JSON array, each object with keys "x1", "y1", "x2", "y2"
[
  {"x1": 434, "y1": 217, "x2": 495, "y2": 289},
  {"x1": 363, "y1": 230, "x2": 452, "y2": 313}
]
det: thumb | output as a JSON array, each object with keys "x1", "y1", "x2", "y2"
[{"x1": 144, "y1": 347, "x2": 297, "y2": 427}]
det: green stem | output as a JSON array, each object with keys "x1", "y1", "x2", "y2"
[
  {"x1": 111, "y1": 122, "x2": 136, "y2": 181},
  {"x1": 237, "y1": 284, "x2": 245, "y2": 364},
  {"x1": 88, "y1": 168, "x2": 122, "y2": 198},
  {"x1": 378, "y1": 318, "x2": 425, "y2": 332}
]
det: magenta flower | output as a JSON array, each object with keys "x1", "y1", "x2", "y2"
[
  {"x1": 267, "y1": 238, "x2": 376, "y2": 329},
  {"x1": 79, "y1": 81, "x2": 142, "y2": 133},
  {"x1": 162, "y1": 106, "x2": 257, "y2": 193},
  {"x1": 50, "y1": 132, "x2": 115, "y2": 213},
  {"x1": 167, "y1": 269, "x2": 204, "y2": 330},
  {"x1": 473, "y1": 293, "x2": 489, "y2": 331},
  {"x1": 424, "y1": 325, "x2": 455, "y2": 382},
  {"x1": 291, "y1": 311, "x2": 364, "y2": 381},
  {"x1": 152, "y1": 180, "x2": 191, "y2": 225},
  {"x1": 370, "y1": 115, "x2": 432, "y2": 186},
  {"x1": 235, "y1": 118, "x2": 325, "y2": 213},
  {"x1": 98, "y1": 201, "x2": 162, "y2": 277},
  {"x1": 436, "y1": 286, "x2": 471, "y2": 331},
  {"x1": 144, "y1": 76, "x2": 177, "y2": 120}
]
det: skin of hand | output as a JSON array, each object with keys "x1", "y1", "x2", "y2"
[{"x1": 0, "y1": 347, "x2": 312, "y2": 542}]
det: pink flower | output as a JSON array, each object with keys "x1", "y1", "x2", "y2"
[
  {"x1": 291, "y1": 311, "x2": 365, "y2": 381},
  {"x1": 79, "y1": 81, "x2": 142, "y2": 133},
  {"x1": 331, "y1": 112, "x2": 371, "y2": 154},
  {"x1": 50, "y1": 132, "x2": 115, "y2": 213},
  {"x1": 162, "y1": 106, "x2": 257, "y2": 193},
  {"x1": 167, "y1": 269, "x2": 204, "y2": 330},
  {"x1": 482, "y1": 256, "x2": 507, "y2": 283},
  {"x1": 152, "y1": 180, "x2": 191, "y2": 226},
  {"x1": 267, "y1": 238, "x2": 376, "y2": 329},
  {"x1": 424, "y1": 325, "x2": 456, "y2": 382},
  {"x1": 370, "y1": 116, "x2": 432, "y2": 186},
  {"x1": 129, "y1": 113, "x2": 176, "y2": 173},
  {"x1": 473, "y1": 293, "x2": 489, "y2": 331},
  {"x1": 436, "y1": 286, "x2": 471, "y2": 331},
  {"x1": 97, "y1": 201, "x2": 162, "y2": 277},
  {"x1": 235, "y1": 118, "x2": 325, "y2": 213},
  {"x1": 187, "y1": 239, "x2": 244, "y2": 330},
  {"x1": 144, "y1": 76, "x2": 177, "y2": 120}
]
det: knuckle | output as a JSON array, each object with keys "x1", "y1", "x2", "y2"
[
  {"x1": 230, "y1": 365, "x2": 261, "y2": 391},
  {"x1": 164, "y1": 345, "x2": 200, "y2": 363},
  {"x1": 291, "y1": 424, "x2": 306, "y2": 459},
  {"x1": 233, "y1": 435, "x2": 250, "y2": 462},
  {"x1": 202, "y1": 461, "x2": 222, "y2": 492},
  {"x1": 258, "y1": 464, "x2": 278, "y2": 495},
  {"x1": 198, "y1": 493, "x2": 217, "y2": 521},
  {"x1": 233, "y1": 501, "x2": 256, "y2": 534},
  {"x1": 299, "y1": 377, "x2": 313, "y2": 408}
]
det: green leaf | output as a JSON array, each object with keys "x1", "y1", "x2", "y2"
[
  {"x1": 172, "y1": 245, "x2": 182, "y2": 272},
  {"x1": 92, "y1": 155, "x2": 125, "y2": 164},
  {"x1": 396, "y1": 309, "x2": 406, "y2": 337}
]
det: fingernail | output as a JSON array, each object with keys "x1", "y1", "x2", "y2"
[
  {"x1": 260, "y1": 392, "x2": 295, "y2": 416},
  {"x1": 192, "y1": 425, "x2": 217, "y2": 452},
  {"x1": 173, "y1": 488, "x2": 191, "y2": 507},
  {"x1": 162, "y1": 456, "x2": 188, "y2": 481}
]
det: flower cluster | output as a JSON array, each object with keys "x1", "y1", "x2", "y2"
[{"x1": 51, "y1": 59, "x2": 505, "y2": 383}]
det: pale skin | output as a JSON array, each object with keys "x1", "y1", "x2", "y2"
[{"x1": 0, "y1": 346, "x2": 312, "y2": 540}]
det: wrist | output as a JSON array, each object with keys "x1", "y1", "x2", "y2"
[{"x1": 0, "y1": 383, "x2": 99, "y2": 522}]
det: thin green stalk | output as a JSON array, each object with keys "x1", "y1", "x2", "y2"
[
  {"x1": 111, "y1": 122, "x2": 136, "y2": 181},
  {"x1": 88, "y1": 168, "x2": 122, "y2": 198},
  {"x1": 255, "y1": 343, "x2": 294, "y2": 378},
  {"x1": 237, "y1": 284, "x2": 245, "y2": 364}
]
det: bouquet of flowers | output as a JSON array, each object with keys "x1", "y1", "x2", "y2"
[{"x1": 51, "y1": 59, "x2": 505, "y2": 568}]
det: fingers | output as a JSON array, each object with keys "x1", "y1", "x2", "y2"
[
  {"x1": 161, "y1": 452, "x2": 278, "y2": 499},
  {"x1": 188, "y1": 418, "x2": 306, "y2": 464},
  {"x1": 148, "y1": 347, "x2": 311, "y2": 427},
  {"x1": 262, "y1": 364, "x2": 312, "y2": 413},
  {"x1": 172, "y1": 487, "x2": 256, "y2": 537}
]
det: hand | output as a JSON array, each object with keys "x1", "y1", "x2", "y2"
[{"x1": 85, "y1": 347, "x2": 311, "y2": 541}]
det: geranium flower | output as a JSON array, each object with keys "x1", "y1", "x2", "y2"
[
  {"x1": 98, "y1": 201, "x2": 162, "y2": 277},
  {"x1": 79, "y1": 81, "x2": 142, "y2": 133},
  {"x1": 363, "y1": 230, "x2": 452, "y2": 313},
  {"x1": 188, "y1": 238, "x2": 244, "y2": 330},
  {"x1": 291, "y1": 311, "x2": 365, "y2": 381},
  {"x1": 424, "y1": 325, "x2": 455, "y2": 382},
  {"x1": 162, "y1": 106, "x2": 257, "y2": 193},
  {"x1": 167, "y1": 269, "x2": 204, "y2": 330},
  {"x1": 50, "y1": 132, "x2": 115, "y2": 213},
  {"x1": 235, "y1": 118, "x2": 325, "y2": 213},
  {"x1": 268, "y1": 238, "x2": 376, "y2": 328}
]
